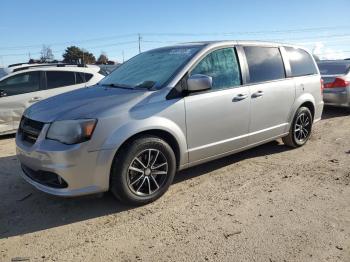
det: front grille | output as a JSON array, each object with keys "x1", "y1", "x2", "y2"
[
  {"x1": 21, "y1": 165, "x2": 68, "y2": 189},
  {"x1": 19, "y1": 116, "x2": 45, "y2": 145}
]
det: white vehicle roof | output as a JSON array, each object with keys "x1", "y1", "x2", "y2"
[{"x1": 0, "y1": 64, "x2": 102, "y2": 81}]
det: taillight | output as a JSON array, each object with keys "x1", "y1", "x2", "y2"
[
  {"x1": 320, "y1": 79, "x2": 324, "y2": 92},
  {"x1": 324, "y1": 77, "x2": 350, "y2": 88}
]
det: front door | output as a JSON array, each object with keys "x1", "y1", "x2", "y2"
[
  {"x1": 0, "y1": 71, "x2": 42, "y2": 134},
  {"x1": 185, "y1": 47, "x2": 251, "y2": 163}
]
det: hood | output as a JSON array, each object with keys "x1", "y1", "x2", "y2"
[{"x1": 24, "y1": 85, "x2": 150, "y2": 122}]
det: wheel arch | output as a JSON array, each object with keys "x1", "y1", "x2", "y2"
[
  {"x1": 105, "y1": 117, "x2": 188, "y2": 167},
  {"x1": 288, "y1": 94, "x2": 316, "y2": 123},
  {"x1": 115, "y1": 129, "x2": 182, "y2": 169},
  {"x1": 299, "y1": 101, "x2": 315, "y2": 119}
]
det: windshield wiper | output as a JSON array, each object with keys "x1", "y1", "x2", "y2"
[
  {"x1": 101, "y1": 83, "x2": 134, "y2": 89},
  {"x1": 135, "y1": 81, "x2": 157, "y2": 90}
]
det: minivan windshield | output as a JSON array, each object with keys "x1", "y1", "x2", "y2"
[{"x1": 100, "y1": 46, "x2": 201, "y2": 89}]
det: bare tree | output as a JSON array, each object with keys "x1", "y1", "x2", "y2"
[{"x1": 40, "y1": 45, "x2": 54, "y2": 63}]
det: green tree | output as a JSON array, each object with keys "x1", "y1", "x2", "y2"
[
  {"x1": 62, "y1": 46, "x2": 96, "y2": 64},
  {"x1": 96, "y1": 52, "x2": 109, "y2": 64}
]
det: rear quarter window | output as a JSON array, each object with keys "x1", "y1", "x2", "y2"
[
  {"x1": 285, "y1": 47, "x2": 318, "y2": 77},
  {"x1": 76, "y1": 72, "x2": 93, "y2": 84}
]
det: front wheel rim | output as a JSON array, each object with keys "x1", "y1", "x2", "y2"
[
  {"x1": 127, "y1": 149, "x2": 168, "y2": 197},
  {"x1": 293, "y1": 112, "x2": 311, "y2": 143}
]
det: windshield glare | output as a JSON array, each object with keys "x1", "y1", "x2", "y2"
[{"x1": 100, "y1": 46, "x2": 201, "y2": 89}]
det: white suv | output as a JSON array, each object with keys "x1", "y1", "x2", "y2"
[{"x1": 0, "y1": 64, "x2": 104, "y2": 135}]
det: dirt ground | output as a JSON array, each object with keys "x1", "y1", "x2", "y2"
[{"x1": 0, "y1": 107, "x2": 349, "y2": 262}]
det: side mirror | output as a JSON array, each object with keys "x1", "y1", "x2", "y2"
[
  {"x1": 0, "y1": 90, "x2": 7, "y2": 97},
  {"x1": 187, "y1": 74, "x2": 212, "y2": 92}
]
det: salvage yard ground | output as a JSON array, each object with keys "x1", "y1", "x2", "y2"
[{"x1": 0, "y1": 107, "x2": 349, "y2": 262}]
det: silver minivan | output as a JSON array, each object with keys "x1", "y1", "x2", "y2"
[{"x1": 16, "y1": 41, "x2": 324, "y2": 205}]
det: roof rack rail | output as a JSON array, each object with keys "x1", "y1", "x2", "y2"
[
  {"x1": 8, "y1": 62, "x2": 30, "y2": 68},
  {"x1": 12, "y1": 63, "x2": 87, "y2": 72}
]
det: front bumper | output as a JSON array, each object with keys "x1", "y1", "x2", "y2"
[
  {"x1": 16, "y1": 124, "x2": 114, "y2": 197},
  {"x1": 323, "y1": 87, "x2": 350, "y2": 107}
]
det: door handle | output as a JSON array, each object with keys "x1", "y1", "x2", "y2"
[
  {"x1": 252, "y1": 91, "x2": 264, "y2": 98},
  {"x1": 29, "y1": 97, "x2": 42, "y2": 103},
  {"x1": 233, "y1": 94, "x2": 248, "y2": 102}
]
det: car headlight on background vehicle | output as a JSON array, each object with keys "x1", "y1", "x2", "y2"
[{"x1": 46, "y1": 119, "x2": 97, "y2": 145}]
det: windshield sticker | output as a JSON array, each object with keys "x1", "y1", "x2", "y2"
[{"x1": 168, "y1": 48, "x2": 196, "y2": 56}]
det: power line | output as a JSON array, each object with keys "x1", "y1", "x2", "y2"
[
  {"x1": 0, "y1": 33, "x2": 137, "y2": 50},
  {"x1": 142, "y1": 26, "x2": 350, "y2": 37},
  {"x1": 0, "y1": 40, "x2": 140, "y2": 57},
  {"x1": 2, "y1": 31, "x2": 350, "y2": 60},
  {"x1": 1, "y1": 25, "x2": 350, "y2": 50}
]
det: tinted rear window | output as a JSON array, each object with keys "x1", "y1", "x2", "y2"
[
  {"x1": 76, "y1": 72, "x2": 93, "y2": 84},
  {"x1": 244, "y1": 46, "x2": 285, "y2": 83},
  {"x1": 46, "y1": 71, "x2": 75, "y2": 89},
  {"x1": 317, "y1": 63, "x2": 350, "y2": 75},
  {"x1": 285, "y1": 47, "x2": 318, "y2": 77}
]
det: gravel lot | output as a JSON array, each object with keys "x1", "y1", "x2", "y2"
[{"x1": 0, "y1": 107, "x2": 349, "y2": 262}]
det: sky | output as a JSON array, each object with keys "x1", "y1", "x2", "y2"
[{"x1": 0, "y1": 0, "x2": 349, "y2": 66}]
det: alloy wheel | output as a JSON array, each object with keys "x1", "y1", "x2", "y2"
[
  {"x1": 127, "y1": 149, "x2": 168, "y2": 196},
  {"x1": 293, "y1": 112, "x2": 311, "y2": 143}
]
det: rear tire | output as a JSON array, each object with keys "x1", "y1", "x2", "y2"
[
  {"x1": 110, "y1": 136, "x2": 176, "y2": 206},
  {"x1": 283, "y1": 106, "x2": 313, "y2": 148}
]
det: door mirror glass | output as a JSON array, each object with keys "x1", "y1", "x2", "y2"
[{"x1": 187, "y1": 74, "x2": 212, "y2": 92}]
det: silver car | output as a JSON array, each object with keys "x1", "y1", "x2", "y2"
[
  {"x1": 16, "y1": 41, "x2": 324, "y2": 205},
  {"x1": 317, "y1": 60, "x2": 350, "y2": 107}
]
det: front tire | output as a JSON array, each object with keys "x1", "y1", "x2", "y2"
[
  {"x1": 110, "y1": 136, "x2": 176, "y2": 205},
  {"x1": 283, "y1": 107, "x2": 313, "y2": 147}
]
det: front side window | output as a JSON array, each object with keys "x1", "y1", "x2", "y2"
[
  {"x1": 100, "y1": 46, "x2": 201, "y2": 89},
  {"x1": 285, "y1": 47, "x2": 318, "y2": 77},
  {"x1": 46, "y1": 71, "x2": 75, "y2": 89},
  {"x1": 190, "y1": 48, "x2": 241, "y2": 90},
  {"x1": 244, "y1": 46, "x2": 285, "y2": 83},
  {"x1": 0, "y1": 71, "x2": 40, "y2": 96}
]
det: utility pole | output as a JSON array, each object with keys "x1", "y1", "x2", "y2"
[
  {"x1": 28, "y1": 52, "x2": 31, "y2": 61},
  {"x1": 122, "y1": 50, "x2": 125, "y2": 63},
  {"x1": 138, "y1": 33, "x2": 142, "y2": 53}
]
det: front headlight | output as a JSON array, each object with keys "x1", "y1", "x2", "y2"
[{"x1": 46, "y1": 119, "x2": 97, "y2": 145}]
